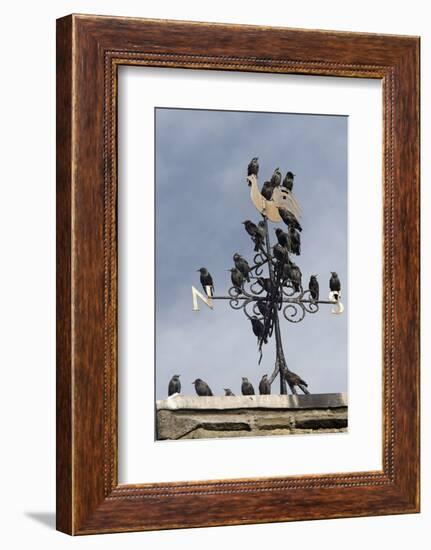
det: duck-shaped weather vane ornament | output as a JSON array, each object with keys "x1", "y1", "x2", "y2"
[{"x1": 191, "y1": 157, "x2": 344, "y2": 395}]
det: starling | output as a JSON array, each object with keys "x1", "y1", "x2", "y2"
[
  {"x1": 250, "y1": 316, "x2": 267, "y2": 344},
  {"x1": 168, "y1": 374, "x2": 181, "y2": 396},
  {"x1": 270, "y1": 167, "x2": 282, "y2": 187},
  {"x1": 229, "y1": 267, "x2": 245, "y2": 290},
  {"x1": 281, "y1": 259, "x2": 293, "y2": 284},
  {"x1": 282, "y1": 171, "x2": 295, "y2": 191},
  {"x1": 192, "y1": 378, "x2": 213, "y2": 396},
  {"x1": 288, "y1": 226, "x2": 301, "y2": 255},
  {"x1": 242, "y1": 220, "x2": 263, "y2": 251},
  {"x1": 241, "y1": 377, "x2": 255, "y2": 395},
  {"x1": 273, "y1": 243, "x2": 288, "y2": 263},
  {"x1": 224, "y1": 388, "x2": 235, "y2": 396},
  {"x1": 257, "y1": 220, "x2": 267, "y2": 240},
  {"x1": 233, "y1": 253, "x2": 251, "y2": 282},
  {"x1": 242, "y1": 219, "x2": 258, "y2": 238},
  {"x1": 278, "y1": 207, "x2": 302, "y2": 232},
  {"x1": 257, "y1": 277, "x2": 272, "y2": 294},
  {"x1": 197, "y1": 267, "x2": 214, "y2": 296},
  {"x1": 261, "y1": 180, "x2": 275, "y2": 200},
  {"x1": 275, "y1": 227, "x2": 290, "y2": 248},
  {"x1": 256, "y1": 300, "x2": 270, "y2": 318},
  {"x1": 309, "y1": 275, "x2": 319, "y2": 301},
  {"x1": 247, "y1": 157, "x2": 259, "y2": 176},
  {"x1": 289, "y1": 263, "x2": 302, "y2": 292},
  {"x1": 259, "y1": 374, "x2": 271, "y2": 395},
  {"x1": 284, "y1": 369, "x2": 309, "y2": 395},
  {"x1": 330, "y1": 272, "x2": 341, "y2": 292}
]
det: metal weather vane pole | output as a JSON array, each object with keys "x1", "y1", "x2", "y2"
[{"x1": 192, "y1": 164, "x2": 344, "y2": 396}]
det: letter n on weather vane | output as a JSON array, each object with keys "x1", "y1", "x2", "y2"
[{"x1": 192, "y1": 286, "x2": 214, "y2": 311}]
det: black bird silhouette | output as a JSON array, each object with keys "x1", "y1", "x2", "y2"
[
  {"x1": 275, "y1": 227, "x2": 290, "y2": 248},
  {"x1": 261, "y1": 180, "x2": 275, "y2": 200},
  {"x1": 281, "y1": 261, "x2": 291, "y2": 285},
  {"x1": 288, "y1": 226, "x2": 301, "y2": 255},
  {"x1": 233, "y1": 253, "x2": 251, "y2": 282},
  {"x1": 282, "y1": 171, "x2": 295, "y2": 191},
  {"x1": 242, "y1": 220, "x2": 263, "y2": 251},
  {"x1": 278, "y1": 207, "x2": 302, "y2": 232},
  {"x1": 256, "y1": 300, "x2": 270, "y2": 318},
  {"x1": 168, "y1": 374, "x2": 181, "y2": 396},
  {"x1": 288, "y1": 263, "x2": 302, "y2": 292},
  {"x1": 309, "y1": 275, "x2": 319, "y2": 301},
  {"x1": 270, "y1": 167, "x2": 282, "y2": 187},
  {"x1": 257, "y1": 277, "x2": 272, "y2": 294},
  {"x1": 259, "y1": 374, "x2": 271, "y2": 395},
  {"x1": 283, "y1": 369, "x2": 309, "y2": 395},
  {"x1": 224, "y1": 388, "x2": 235, "y2": 396},
  {"x1": 241, "y1": 377, "x2": 255, "y2": 395},
  {"x1": 273, "y1": 243, "x2": 288, "y2": 263},
  {"x1": 250, "y1": 316, "x2": 267, "y2": 344},
  {"x1": 229, "y1": 267, "x2": 245, "y2": 290},
  {"x1": 247, "y1": 157, "x2": 259, "y2": 176},
  {"x1": 192, "y1": 378, "x2": 213, "y2": 396},
  {"x1": 257, "y1": 220, "x2": 267, "y2": 241},
  {"x1": 197, "y1": 267, "x2": 214, "y2": 296},
  {"x1": 330, "y1": 272, "x2": 341, "y2": 293}
]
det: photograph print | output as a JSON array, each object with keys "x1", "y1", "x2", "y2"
[{"x1": 155, "y1": 107, "x2": 348, "y2": 441}]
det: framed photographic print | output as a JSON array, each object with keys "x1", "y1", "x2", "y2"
[{"x1": 56, "y1": 15, "x2": 420, "y2": 535}]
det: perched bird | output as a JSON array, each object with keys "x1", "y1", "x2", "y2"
[
  {"x1": 241, "y1": 377, "x2": 255, "y2": 395},
  {"x1": 273, "y1": 243, "x2": 288, "y2": 263},
  {"x1": 256, "y1": 300, "x2": 270, "y2": 318},
  {"x1": 229, "y1": 267, "x2": 245, "y2": 290},
  {"x1": 288, "y1": 226, "x2": 301, "y2": 255},
  {"x1": 192, "y1": 378, "x2": 213, "y2": 396},
  {"x1": 309, "y1": 275, "x2": 319, "y2": 301},
  {"x1": 278, "y1": 207, "x2": 302, "y2": 232},
  {"x1": 330, "y1": 272, "x2": 341, "y2": 292},
  {"x1": 289, "y1": 263, "x2": 302, "y2": 292},
  {"x1": 233, "y1": 253, "x2": 251, "y2": 282},
  {"x1": 275, "y1": 227, "x2": 290, "y2": 248},
  {"x1": 283, "y1": 369, "x2": 309, "y2": 395},
  {"x1": 242, "y1": 219, "x2": 259, "y2": 237},
  {"x1": 197, "y1": 267, "x2": 214, "y2": 296},
  {"x1": 257, "y1": 277, "x2": 272, "y2": 294},
  {"x1": 242, "y1": 220, "x2": 263, "y2": 251},
  {"x1": 247, "y1": 157, "x2": 259, "y2": 176},
  {"x1": 270, "y1": 167, "x2": 282, "y2": 187},
  {"x1": 250, "y1": 316, "x2": 267, "y2": 344},
  {"x1": 168, "y1": 374, "x2": 181, "y2": 396},
  {"x1": 261, "y1": 180, "x2": 275, "y2": 201},
  {"x1": 257, "y1": 220, "x2": 267, "y2": 242},
  {"x1": 224, "y1": 388, "x2": 235, "y2": 396},
  {"x1": 280, "y1": 259, "x2": 293, "y2": 284},
  {"x1": 282, "y1": 171, "x2": 295, "y2": 191},
  {"x1": 259, "y1": 374, "x2": 271, "y2": 395}
]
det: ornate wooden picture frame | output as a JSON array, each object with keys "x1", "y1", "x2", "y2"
[{"x1": 56, "y1": 14, "x2": 420, "y2": 535}]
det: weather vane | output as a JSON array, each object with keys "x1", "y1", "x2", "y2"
[{"x1": 191, "y1": 157, "x2": 344, "y2": 396}]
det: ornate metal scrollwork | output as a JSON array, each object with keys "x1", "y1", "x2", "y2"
[{"x1": 282, "y1": 302, "x2": 306, "y2": 323}]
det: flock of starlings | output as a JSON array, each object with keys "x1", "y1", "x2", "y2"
[{"x1": 166, "y1": 157, "x2": 341, "y2": 399}]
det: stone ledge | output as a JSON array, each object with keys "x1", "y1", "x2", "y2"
[
  {"x1": 157, "y1": 393, "x2": 347, "y2": 411},
  {"x1": 156, "y1": 393, "x2": 348, "y2": 440}
]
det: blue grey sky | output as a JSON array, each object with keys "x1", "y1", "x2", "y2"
[{"x1": 155, "y1": 108, "x2": 347, "y2": 400}]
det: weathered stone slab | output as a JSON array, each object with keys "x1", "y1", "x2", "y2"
[
  {"x1": 156, "y1": 394, "x2": 348, "y2": 440},
  {"x1": 157, "y1": 393, "x2": 347, "y2": 411}
]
